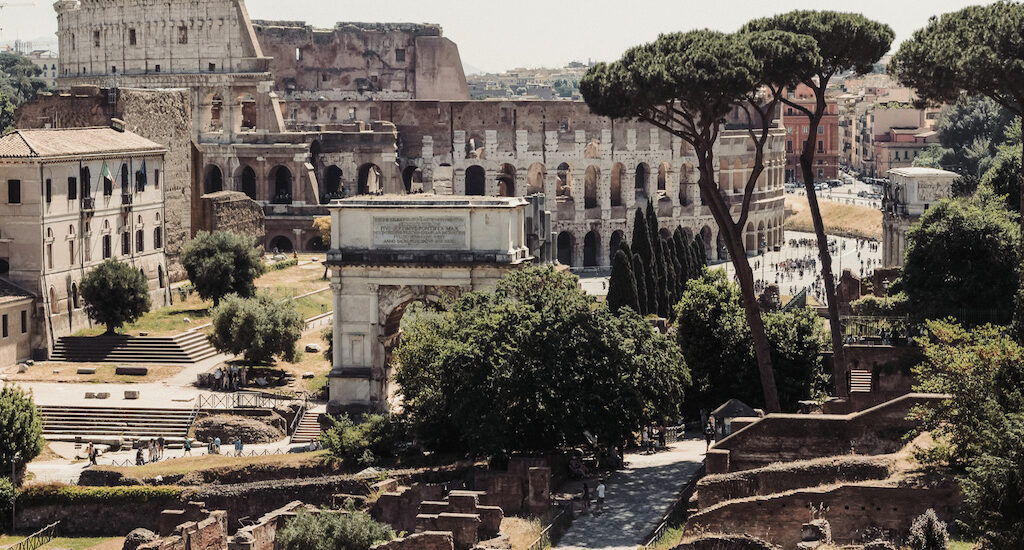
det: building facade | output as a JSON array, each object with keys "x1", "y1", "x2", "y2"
[
  {"x1": 881, "y1": 167, "x2": 957, "y2": 268},
  {"x1": 780, "y1": 84, "x2": 839, "y2": 183},
  {"x1": 0, "y1": 125, "x2": 171, "y2": 358}
]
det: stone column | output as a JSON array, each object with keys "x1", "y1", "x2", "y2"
[
  {"x1": 624, "y1": 168, "x2": 637, "y2": 212},
  {"x1": 572, "y1": 230, "x2": 584, "y2": 267},
  {"x1": 599, "y1": 232, "x2": 612, "y2": 268},
  {"x1": 485, "y1": 168, "x2": 498, "y2": 197},
  {"x1": 454, "y1": 169, "x2": 466, "y2": 195},
  {"x1": 572, "y1": 168, "x2": 584, "y2": 221}
]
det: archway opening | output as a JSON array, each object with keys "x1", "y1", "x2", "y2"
[
  {"x1": 526, "y1": 163, "x2": 545, "y2": 195},
  {"x1": 497, "y1": 164, "x2": 516, "y2": 197},
  {"x1": 239, "y1": 166, "x2": 257, "y2": 199},
  {"x1": 635, "y1": 163, "x2": 649, "y2": 205},
  {"x1": 657, "y1": 161, "x2": 671, "y2": 192},
  {"x1": 700, "y1": 226, "x2": 713, "y2": 261},
  {"x1": 584, "y1": 166, "x2": 599, "y2": 209},
  {"x1": 358, "y1": 163, "x2": 383, "y2": 195},
  {"x1": 465, "y1": 165, "x2": 486, "y2": 196},
  {"x1": 556, "y1": 163, "x2": 572, "y2": 196},
  {"x1": 270, "y1": 166, "x2": 293, "y2": 204},
  {"x1": 204, "y1": 165, "x2": 223, "y2": 194},
  {"x1": 270, "y1": 235, "x2": 294, "y2": 253},
  {"x1": 323, "y1": 165, "x2": 343, "y2": 203},
  {"x1": 583, "y1": 230, "x2": 599, "y2": 267},
  {"x1": 745, "y1": 223, "x2": 757, "y2": 254},
  {"x1": 610, "y1": 163, "x2": 624, "y2": 207},
  {"x1": 402, "y1": 166, "x2": 423, "y2": 194},
  {"x1": 557, "y1": 232, "x2": 573, "y2": 266}
]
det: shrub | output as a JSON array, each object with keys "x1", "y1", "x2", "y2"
[
  {"x1": 0, "y1": 477, "x2": 13, "y2": 528},
  {"x1": 907, "y1": 509, "x2": 948, "y2": 550},
  {"x1": 320, "y1": 414, "x2": 406, "y2": 467},
  {"x1": 276, "y1": 508, "x2": 393, "y2": 550},
  {"x1": 0, "y1": 385, "x2": 44, "y2": 479},
  {"x1": 270, "y1": 259, "x2": 299, "y2": 271},
  {"x1": 16, "y1": 484, "x2": 182, "y2": 506}
]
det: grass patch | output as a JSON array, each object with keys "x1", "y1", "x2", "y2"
[
  {"x1": 7, "y1": 363, "x2": 184, "y2": 384},
  {"x1": 949, "y1": 541, "x2": 976, "y2": 550},
  {"x1": 0, "y1": 536, "x2": 121, "y2": 550},
  {"x1": 785, "y1": 194, "x2": 882, "y2": 240},
  {"x1": 648, "y1": 526, "x2": 685, "y2": 550},
  {"x1": 501, "y1": 517, "x2": 543, "y2": 550},
  {"x1": 72, "y1": 258, "x2": 328, "y2": 337},
  {"x1": 93, "y1": 450, "x2": 327, "y2": 478}
]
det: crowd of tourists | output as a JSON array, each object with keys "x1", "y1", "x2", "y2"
[{"x1": 211, "y1": 364, "x2": 248, "y2": 391}]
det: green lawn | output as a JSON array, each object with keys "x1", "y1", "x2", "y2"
[
  {"x1": 73, "y1": 260, "x2": 329, "y2": 337},
  {"x1": 950, "y1": 540, "x2": 977, "y2": 550}
]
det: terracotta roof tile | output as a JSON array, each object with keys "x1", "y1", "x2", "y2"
[{"x1": 0, "y1": 127, "x2": 165, "y2": 159}]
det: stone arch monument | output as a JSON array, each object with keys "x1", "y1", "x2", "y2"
[{"x1": 326, "y1": 195, "x2": 533, "y2": 410}]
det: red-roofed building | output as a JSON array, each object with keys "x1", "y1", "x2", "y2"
[{"x1": 780, "y1": 84, "x2": 840, "y2": 184}]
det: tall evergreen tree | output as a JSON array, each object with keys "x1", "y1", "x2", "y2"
[
  {"x1": 663, "y1": 239, "x2": 680, "y2": 308},
  {"x1": 632, "y1": 253, "x2": 649, "y2": 316},
  {"x1": 646, "y1": 201, "x2": 670, "y2": 317},
  {"x1": 607, "y1": 249, "x2": 640, "y2": 314},
  {"x1": 631, "y1": 208, "x2": 658, "y2": 314},
  {"x1": 690, "y1": 239, "x2": 704, "y2": 270},
  {"x1": 673, "y1": 228, "x2": 692, "y2": 283}
]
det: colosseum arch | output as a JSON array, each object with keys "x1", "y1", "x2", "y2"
[
  {"x1": 358, "y1": 163, "x2": 383, "y2": 195},
  {"x1": 657, "y1": 161, "x2": 671, "y2": 192},
  {"x1": 237, "y1": 165, "x2": 257, "y2": 199},
  {"x1": 402, "y1": 165, "x2": 423, "y2": 194},
  {"x1": 465, "y1": 165, "x2": 486, "y2": 196},
  {"x1": 583, "y1": 230, "x2": 600, "y2": 267},
  {"x1": 679, "y1": 163, "x2": 695, "y2": 205},
  {"x1": 323, "y1": 165, "x2": 343, "y2": 202},
  {"x1": 526, "y1": 163, "x2": 545, "y2": 195},
  {"x1": 203, "y1": 164, "x2": 224, "y2": 194},
  {"x1": 269, "y1": 165, "x2": 293, "y2": 204},
  {"x1": 745, "y1": 222, "x2": 757, "y2": 254},
  {"x1": 270, "y1": 235, "x2": 294, "y2": 253},
  {"x1": 556, "y1": 163, "x2": 573, "y2": 197},
  {"x1": 679, "y1": 226, "x2": 694, "y2": 243},
  {"x1": 609, "y1": 229, "x2": 625, "y2": 257},
  {"x1": 584, "y1": 166, "x2": 600, "y2": 209},
  {"x1": 635, "y1": 163, "x2": 650, "y2": 205},
  {"x1": 497, "y1": 164, "x2": 516, "y2": 197},
  {"x1": 610, "y1": 163, "x2": 624, "y2": 207},
  {"x1": 557, "y1": 231, "x2": 573, "y2": 265},
  {"x1": 757, "y1": 221, "x2": 766, "y2": 252}
]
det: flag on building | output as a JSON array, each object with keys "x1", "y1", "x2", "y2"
[{"x1": 101, "y1": 161, "x2": 117, "y2": 189}]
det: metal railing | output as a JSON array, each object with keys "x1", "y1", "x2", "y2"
[
  {"x1": 525, "y1": 503, "x2": 573, "y2": 550},
  {"x1": 195, "y1": 392, "x2": 288, "y2": 410},
  {"x1": 288, "y1": 396, "x2": 309, "y2": 444},
  {"x1": 642, "y1": 464, "x2": 706, "y2": 549},
  {"x1": 10, "y1": 522, "x2": 60, "y2": 550}
]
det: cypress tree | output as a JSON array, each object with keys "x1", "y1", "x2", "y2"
[
  {"x1": 646, "y1": 201, "x2": 669, "y2": 316},
  {"x1": 673, "y1": 227, "x2": 692, "y2": 285},
  {"x1": 662, "y1": 239, "x2": 679, "y2": 308},
  {"x1": 631, "y1": 208, "x2": 658, "y2": 314},
  {"x1": 607, "y1": 249, "x2": 640, "y2": 314},
  {"x1": 690, "y1": 239, "x2": 703, "y2": 270},
  {"x1": 668, "y1": 238, "x2": 684, "y2": 301},
  {"x1": 631, "y1": 253, "x2": 649, "y2": 316}
]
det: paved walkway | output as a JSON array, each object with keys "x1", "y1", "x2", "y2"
[{"x1": 554, "y1": 438, "x2": 705, "y2": 550}]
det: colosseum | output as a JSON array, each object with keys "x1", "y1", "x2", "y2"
[{"x1": 50, "y1": 0, "x2": 785, "y2": 268}]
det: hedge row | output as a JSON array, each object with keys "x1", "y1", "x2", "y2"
[
  {"x1": 269, "y1": 259, "x2": 298, "y2": 271},
  {"x1": 17, "y1": 483, "x2": 183, "y2": 506}
]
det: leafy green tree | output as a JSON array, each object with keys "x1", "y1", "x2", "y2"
[
  {"x1": 0, "y1": 53, "x2": 49, "y2": 133},
  {"x1": 912, "y1": 320, "x2": 1024, "y2": 546},
  {"x1": 890, "y1": 1, "x2": 1024, "y2": 222},
  {"x1": 902, "y1": 188, "x2": 1021, "y2": 325},
  {"x1": 320, "y1": 414, "x2": 406, "y2": 467},
  {"x1": 980, "y1": 148, "x2": 1021, "y2": 213},
  {"x1": 675, "y1": 270, "x2": 826, "y2": 413},
  {"x1": 607, "y1": 248, "x2": 640, "y2": 314},
  {"x1": 209, "y1": 294, "x2": 304, "y2": 364},
  {"x1": 79, "y1": 259, "x2": 152, "y2": 335},
  {"x1": 0, "y1": 92, "x2": 17, "y2": 135},
  {"x1": 182, "y1": 231, "x2": 266, "y2": 307},
  {"x1": 631, "y1": 253, "x2": 649, "y2": 316},
  {"x1": 394, "y1": 266, "x2": 689, "y2": 455},
  {"x1": 631, "y1": 207, "x2": 658, "y2": 315},
  {"x1": 744, "y1": 11, "x2": 894, "y2": 399},
  {"x1": 276, "y1": 508, "x2": 394, "y2": 550},
  {"x1": 0, "y1": 385, "x2": 44, "y2": 483},
  {"x1": 0, "y1": 477, "x2": 13, "y2": 526}
]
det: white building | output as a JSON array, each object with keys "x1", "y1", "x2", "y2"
[{"x1": 0, "y1": 123, "x2": 172, "y2": 360}]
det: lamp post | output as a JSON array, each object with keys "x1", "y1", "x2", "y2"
[{"x1": 10, "y1": 451, "x2": 18, "y2": 532}]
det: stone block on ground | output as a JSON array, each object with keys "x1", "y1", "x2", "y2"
[
  {"x1": 117, "y1": 366, "x2": 149, "y2": 376},
  {"x1": 304, "y1": 343, "x2": 320, "y2": 353},
  {"x1": 435, "y1": 513, "x2": 480, "y2": 550},
  {"x1": 85, "y1": 392, "x2": 97, "y2": 399},
  {"x1": 371, "y1": 531, "x2": 453, "y2": 550},
  {"x1": 78, "y1": 367, "x2": 97, "y2": 375},
  {"x1": 476, "y1": 505, "x2": 503, "y2": 536},
  {"x1": 415, "y1": 513, "x2": 439, "y2": 532},
  {"x1": 446, "y1": 490, "x2": 480, "y2": 513},
  {"x1": 801, "y1": 519, "x2": 831, "y2": 543},
  {"x1": 124, "y1": 390, "x2": 140, "y2": 399},
  {"x1": 527, "y1": 467, "x2": 551, "y2": 515},
  {"x1": 123, "y1": 528, "x2": 157, "y2": 550},
  {"x1": 418, "y1": 501, "x2": 447, "y2": 515}
]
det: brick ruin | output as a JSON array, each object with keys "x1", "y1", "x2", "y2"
[{"x1": 42, "y1": 0, "x2": 785, "y2": 268}]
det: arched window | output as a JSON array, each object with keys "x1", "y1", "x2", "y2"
[{"x1": 240, "y1": 166, "x2": 257, "y2": 199}]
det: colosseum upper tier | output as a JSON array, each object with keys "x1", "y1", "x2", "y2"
[{"x1": 52, "y1": 0, "x2": 785, "y2": 267}]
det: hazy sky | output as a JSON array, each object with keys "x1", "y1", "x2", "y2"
[{"x1": 1, "y1": 0, "x2": 998, "y2": 73}]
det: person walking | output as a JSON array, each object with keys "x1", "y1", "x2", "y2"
[
  {"x1": 157, "y1": 436, "x2": 166, "y2": 460},
  {"x1": 183, "y1": 437, "x2": 192, "y2": 456},
  {"x1": 596, "y1": 479, "x2": 606, "y2": 513},
  {"x1": 89, "y1": 444, "x2": 98, "y2": 466},
  {"x1": 233, "y1": 437, "x2": 243, "y2": 457},
  {"x1": 581, "y1": 483, "x2": 590, "y2": 514},
  {"x1": 704, "y1": 420, "x2": 716, "y2": 452}
]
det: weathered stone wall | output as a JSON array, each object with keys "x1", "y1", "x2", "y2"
[
  {"x1": 372, "y1": 532, "x2": 453, "y2": 550},
  {"x1": 15, "y1": 86, "x2": 195, "y2": 280},
  {"x1": 706, "y1": 393, "x2": 946, "y2": 474},
  {"x1": 15, "y1": 498, "x2": 178, "y2": 534},
  {"x1": 697, "y1": 455, "x2": 893, "y2": 510},
  {"x1": 197, "y1": 191, "x2": 266, "y2": 245},
  {"x1": 685, "y1": 482, "x2": 961, "y2": 549},
  {"x1": 228, "y1": 501, "x2": 307, "y2": 550}
]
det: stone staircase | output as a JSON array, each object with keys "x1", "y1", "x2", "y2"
[
  {"x1": 38, "y1": 405, "x2": 195, "y2": 442},
  {"x1": 290, "y1": 405, "x2": 325, "y2": 444},
  {"x1": 49, "y1": 331, "x2": 218, "y2": 363}
]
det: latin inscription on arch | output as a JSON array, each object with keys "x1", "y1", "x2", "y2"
[{"x1": 372, "y1": 216, "x2": 467, "y2": 250}]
